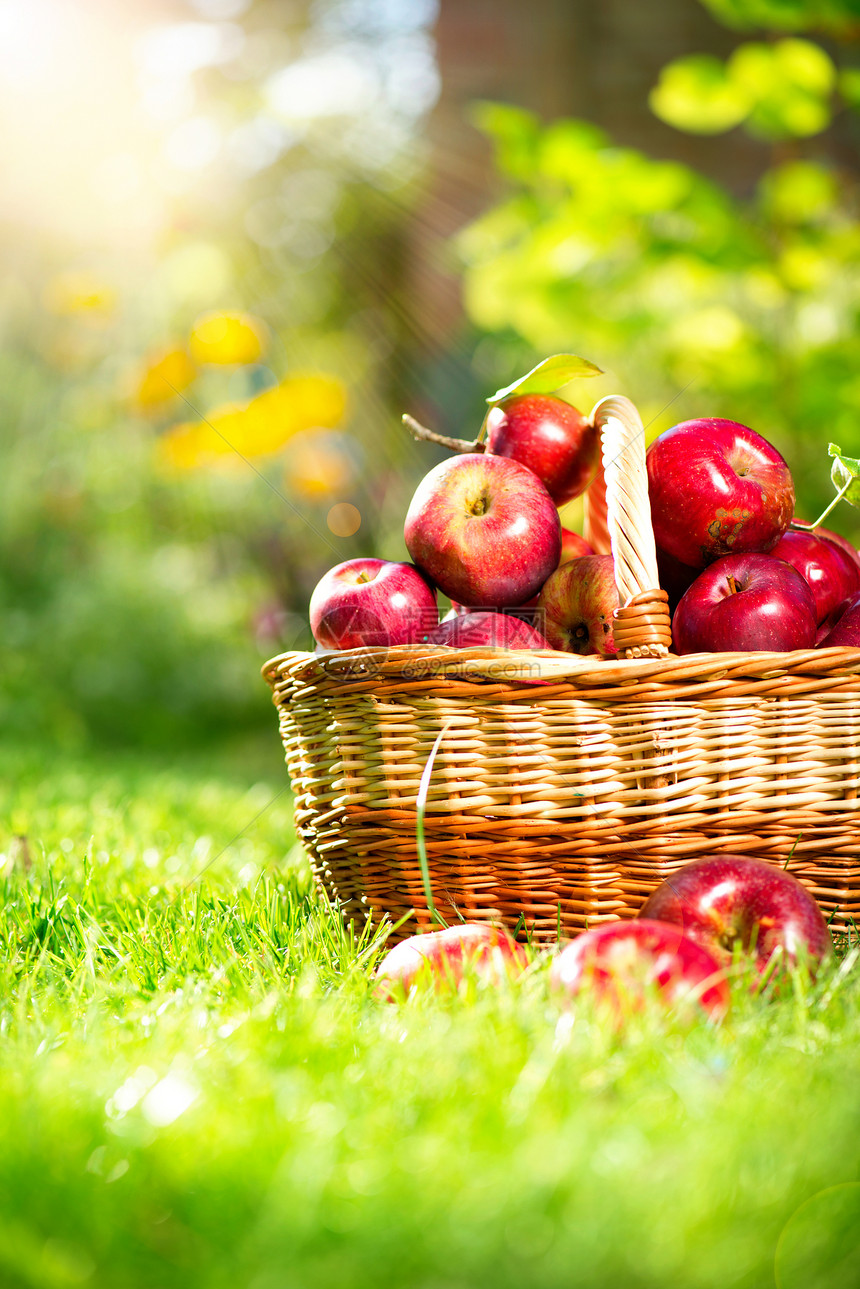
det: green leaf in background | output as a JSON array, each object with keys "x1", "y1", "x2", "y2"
[
  {"x1": 729, "y1": 40, "x2": 835, "y2": 139},
  {"x1": 487, "y1": 353, "x2": 603, "y2": 404},
  {"x1": 829, "y1": 442, "x2": 860, "y2": 508},
  {"x1": 649, "y1": 54, "x2": 752, "y2": 134}
]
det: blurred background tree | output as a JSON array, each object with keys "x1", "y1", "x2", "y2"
[{"x1": 2, "y1": 0, "x2": 859, "y2": 755}]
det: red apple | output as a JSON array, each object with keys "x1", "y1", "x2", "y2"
[
  {"x1": 639, "y1": 855, "x2": 831, "y2": 975},
  {"x1": 485, "y1": 394, "x2": 599, "y2": 505},
  {"x1": 374, "y1": 923, "x2": 528, "y2": 999},
  {"x1": 767, "y1": 529, "x2": 860, "y2": 624},
  {"x1": 559, "y1": 527, "x2": 594, "y2": 566},
  {"x1": 647, "y1": 419, "x2": 794, "y2": 569},
  {"x1": 550, "y1": 920, "x2": 729, "y2": 1020},
  {"x1": 445, "y1": 529, "x2": 593, "y2": 622},
  {"x1": 656, "y1": 546, "x2": 700, "y2": 616},
  {"x1": 815, "y1": 598, "x2": 852, "y2": 644},
  {"x1": 536, "y1": 554, "x2": 619, "y2": 656},
  {"x1": 426, "y1": 610, "x2": 551, "y2": 651},
  {"x1": 812, "y1": 525, "x2": 860, "y2": 573},
  {"x1": 310, "y1": 558, "x2": 437, "y2": 650},
  {"x1": 672, "y1": 553, "x2": 816, "y2": 654},
  {"x1": 817, "y1": 589, "x2": 860, "y2": 647},
  {"x1": 404, "y1": 453, "x2": 561, "y2": 607}
]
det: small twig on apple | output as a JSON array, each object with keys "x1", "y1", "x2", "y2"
[{"x1": 402, "y1": 413, "x2": 486, "y2": 455}]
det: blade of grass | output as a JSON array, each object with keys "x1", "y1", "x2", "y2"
[{"x1": 416, "y1": 724, "x2": 453, "y2": 929}]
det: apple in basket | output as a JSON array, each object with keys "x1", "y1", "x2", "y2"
[
  {"x1": 550, "y1": 920, "x2": 729, "y2": 1020},
  {"x1": 768, "y1": 529, "x2": 860, "y2": 624},
  {"x1": 812, "y1": 525, "x2": 860, "y2": 573},
  {"x1": 817, "y1": 590, "x2": 860, "y2": 647},
  {"x1": 647, "y1": 419, "x2": 794, "y2": 569},
  {"x1": 672, "y1": 553, "x2": 817, "y2": 654},
  {"x1": 639, "y1": 855, "x2": 831, "y2": 976},
  {"x1": 426, "y1": 610, "x2": 551, "y2": 651},
  {"x1": 404, "y1": 453, "x2": 561, "y2": 608},
  {"x1": 559, "y1": 527, "x2": 595, "y2": 566},
  {"x1": 484, "y1": 393, "x2": 600, "y2": 505},
  {"x1": 537, "y1": 554, "x2": 620, "y2": 656},
  {"x1": 374, "y1": 923, "x2": 528, "y2": 999},
  {"x1": 309, "y1": 558, "x2": 437, "y2": 650},
  {"x1": 443, "y1": 528, "x2": 594, "y2": 622}
]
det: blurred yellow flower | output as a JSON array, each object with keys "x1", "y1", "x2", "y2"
[
  {"x1": 235, "y1": 373, "x2": 348, "y2": 455},
  {"x1": 156, "y1": 372, "x2": 348, "y2": 472},
  {"x1": 189, "y1": 311, "x2": 268, "y2": 365},
  {"x1": 157, "y1": 407, "x2": 240, "y2": 472},
  {"x1": 284, "y1": 429, "x2": 357, "y2": 499},
  {"x1": 136, "y1": 347, "x2": 197, "y2": 407},
  {"x1": 44, "y1": 272, "x2": 116, "y2": 317}
]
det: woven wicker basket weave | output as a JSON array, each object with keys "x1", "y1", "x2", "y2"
[{"x1": 263, "y1": 396, "x2": 860, "y2": 943}]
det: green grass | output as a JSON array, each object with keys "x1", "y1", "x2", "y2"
[{"x1": 1, "y1": 738, "x2": 860, "y2": 1289}]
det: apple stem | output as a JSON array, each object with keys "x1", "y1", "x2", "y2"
[
  {"x1": 402, "y1": 413, "x2": 486, "y2": 455},
  {"x1": 808, "y1": 478, "x2": 854, "y2": 530},
  {"x1": 726, "y1": 575, "x2": 742, "y2": 595}
]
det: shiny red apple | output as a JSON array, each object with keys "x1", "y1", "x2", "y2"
[
  {"x1": 374, "y1": 923, "x2": 528, "y2": 1000},
  {"x1": 768, "y1": 529, "x2": 860, "y2": 624},
  {"x1": 310, "y1": 558, "x2": 437, "y2": 650},
  {"x1": 485, "y1": 394, "x2": 599, "y2": 505},
  {"x1": 639, "y1": 855, "x2": 831, "y2": 975},
  {"x1": 673, "y1": 553, "x2": 816, "y2": 654},
  {"x1": 426, "y1": 610, "x2": 551, "y2": 651},
  {"x1": 817, "y1": 589, "x2": 860, "y2": 647},
  {"x1": 550, "y1": 920, "x2": 729, "y2": 1020},
  {"x1": 647, "y1": 419, "x2": 794, "y2": 569},
  {"x1": 536, "y1": 554, "x2": 619, "y2": 656},
  {"x1": 404, "y1": 453, "x2": 561, "y2": 607},
  {"x1": 812, "y1": 525, "x2": 860, "y2": 573},
  {"x1": 559, "y1": 527, "x2": 594, "y2": 566}
]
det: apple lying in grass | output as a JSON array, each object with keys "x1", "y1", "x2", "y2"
[
  {"x1": 485, "y1": 393, "x2": 600, "y2": 505},
  {"x1": 404, "y1": 453, "x2": 561, "y2": 608},
  {"x1": 426, "y1": 610, "x2": 551, "y2": 651},
  {"x1": 647, "y1": 419, "x2": 794, "y2": 569},
  {"x1": 374, "y1": 923, "x2": 528, "y2": 999},
  {"x1": 310, "y1": 558, "x2": 437, "y2": 650},
  {"x1": 639, "y1": 855, "x2": 831, "y2": 976},
  {"x1": 550, "y1": 920, "x2": 729, "y2": 1020},
  {"x1": 672, "y1": 553, "x2": 817, "y2": 653},
  {"x1": 768, "y1": 529, "x2": 860, "y2": 624},
  {"x1": 537, "y1": 554, "x2": 619, "y2": 656}
]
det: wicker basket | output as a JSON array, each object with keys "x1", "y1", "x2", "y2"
[{"x1": 263, "y1": 396, "x2": 860, "y2": 943}]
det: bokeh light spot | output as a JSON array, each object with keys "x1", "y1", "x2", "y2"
[{"x1": 327, "y1": 503, "x2": 361, "y2": 537}]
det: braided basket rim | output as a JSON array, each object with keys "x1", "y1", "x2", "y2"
[{"x1": 263, "y1": 641, "x2": 860, "y2": 693}]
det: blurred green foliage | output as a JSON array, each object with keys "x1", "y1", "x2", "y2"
[
  {"x1": 651, "y1": 38, "x2": 839, "y2": 138},
  {"x1": 700, "y1": 0, "x2": 860, "y2": 33},
  {"x1": 459, "y1": 5, "x2": 860, "y2": 535}
]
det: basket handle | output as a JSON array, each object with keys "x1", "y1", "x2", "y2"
[{"x1": 585, "y1": 395, "x2": 672, "y2": 659}]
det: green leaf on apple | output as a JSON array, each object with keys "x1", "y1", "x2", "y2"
[
  {"x1": 828, "y1": 442, "x2": 860, "y2": 509},
  {"x1": 486, "y1": 354, "x2": 603, "y2": 405}
]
